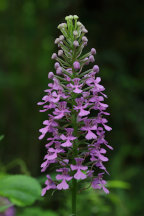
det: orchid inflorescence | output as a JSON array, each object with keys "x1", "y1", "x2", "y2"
[{"x1": 38, "y1": 15, "x2": 112, "y2": 197}]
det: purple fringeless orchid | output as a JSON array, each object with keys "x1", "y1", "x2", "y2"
[{"x1": 38, "y1": 15, "x2": 112, "y2": 215}]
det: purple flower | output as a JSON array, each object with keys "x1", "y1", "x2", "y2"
[
  {"x1": 73, "y1": 61, "x2": 80, "y2": 70},
  {"x1": 89, "y1": 145, "x2": 108, "y2": 162},
  {"x1": 80, "y1": 119, "x2": 97, "y2": 140},
  {"x1": 71, "y1": 158, "x2": 88, "y2": 180},
  {"x1": 92, "y1": 173, "x2": 109, "y2": 194},
  {"x1": 70, "y1": 78, "x2": 83, "y2": 93},
  {"x1": 53, "y1": 101, "x2": 70, "y2": 119},
  {"x1": 60, "y1": 128, "x2": 76, "y2": 147},
  {"x1": 48, "y1": 78, "x2": 62, "y2": 91},
  {"x1": 87, "y1": 77, "x2": 105, "y2": 93},
  {"x1": 39, "y1": 116, "x2": 58, "y2": 140},
  {"x1": 74, "y1": 97, "x2": 90, "y2": 117},
  {"x1": 41, "y1": 175, "x2": 56, "y2": 196},
  {"x1": 96, "y1": 116, "x2": 112, "y2": 131},
  {"x1": 56, "y1": 168, "x2": 72, "y2": 190},
  {"x1": 51, "y1": 89, "x2": 68, "y2": 103}
]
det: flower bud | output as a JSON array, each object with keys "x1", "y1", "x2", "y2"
[
  {"x1": 73, "y1": 15, "x2": 79, "y2": 20},
  {"x1": 73, "y1": 40, "x2": 79, "y2": 47},
  {"x1": 89, "y1": 55, "x2": 95, "y2": 63},
  {"x1": 67, "y1": 68, "x2": 72, "y2": 74},
  {"x1": 77, "y1": 21, "x2": 82, "y2": 27},
  {"x1": 56, "y1": 67, "x2": 62, "y2": 75},
  {"x1": 55, "y1": 38, "x2": 60, "y2": 44},
  {"x1": 82, "y1": 27, "x2": 88, "y2": 33},
  {"x1": 54, "y1": 62, "x2": 60, "y2": 69},
  {"x1": 65, "y1": 15, "x2": 73, "y2": 21},
  {"x1": 59, "y1": 35, "x2": 64, "y2": 41},
  {"x1": 48, "y1": 72, "x2": 54, "y2": 79},
  {"x1": 93, "y1": 65, "x2": 99, "y2": 73},
  {"x1": 84, "y1": 57, "x2": 89, "y2": 65},
  {"x1": 73, "y1": 61, "x2": 80, "y2": 70},
  {"x1": 58, "y1": 50, "x2": 63, "y2": 56},
  {"x1": 57, "y1": 23, "x2": 67, "y2": 29},
  {"x1": 91, "y1": 48, "x2": 96, "y2": 55},
  {"x1": 51, "y1": 53, "x2": 57, "y2": 59},
  {"x1": 82, "y1": 36, "x2": 88, "y2": 42},
  {"x1": 83, "y1": 42, "x2": 87, "y2": 47},
  {"x1": 73, "y1": 30, "x2": 78, "y2": 36}
]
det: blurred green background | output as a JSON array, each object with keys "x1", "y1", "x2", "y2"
[{"x1": 0, "y1": 0, "x2": 144, "y2": 215}]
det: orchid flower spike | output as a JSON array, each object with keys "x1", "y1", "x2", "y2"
[{"x1": 38, "y1": 14, "x2": 112, "y2": 215}]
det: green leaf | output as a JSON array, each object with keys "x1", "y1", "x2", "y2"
[
  {"x1": 0, "y1": 175, "x2": 41, "y2": 207},
  {"x1": 107, "y1": 180, "x2": 130, "y2": 189}
]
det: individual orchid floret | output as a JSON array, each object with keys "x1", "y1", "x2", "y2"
[
  {"x1": 60, "y1": 128, "x2": 76, "y2": 147},
  {"x1": 91, "y1": 173, "x2": 109, "y2": 194},
  {"x1": 48, "y1": 77, "x2": 62, "y2": 90},
  {"x1": 69, "y1": 78, "x2": 83, "y2": 93},
  {"x1": 87, "y1": 77, "x2": 105, "y2": 92},
  {"x1": 46, "y1": 144, "x2": 63, "y2": 160},
  {"x1": 80, "y1": 119, "x2": 97, "y2": 140},
  {"x1": 74, "y1": 97, "x2": 90, "y2": 117},
  {"x1": 39, "y1": 117, "x2": 58, "y2": 140},
  {"x1": 53, "y1": 101, "x2": 70, "y2": 119},
  {"x1": 56, "y1": 168, "x2": 72, "y2": 190},
  {"x1": 41, "y1": 175, "x2": 57, "y2": 196},
  {"x1": 71, "y1": 158, "x2": 88, "y2": 180}
]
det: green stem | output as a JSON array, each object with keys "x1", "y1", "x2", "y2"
[{"x1": 72, "y1": 178, "x2": 77, "y2": 216}]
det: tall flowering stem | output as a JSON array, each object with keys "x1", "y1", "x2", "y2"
[{"x1": 38, "y1": 15, "x2": 112, "y2": 216}]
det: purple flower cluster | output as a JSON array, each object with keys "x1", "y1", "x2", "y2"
[{"x1": 38, "y1": 15, "x2": 112, "y2": 196}]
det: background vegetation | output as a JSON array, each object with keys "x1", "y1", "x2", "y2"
[{"x1": 0, "y1": 0, "x2": 144, "y2": 215}]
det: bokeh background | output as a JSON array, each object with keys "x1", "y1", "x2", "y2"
[{"x1": 0, "y1": 0, "x2": 144, "y2": 215}]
